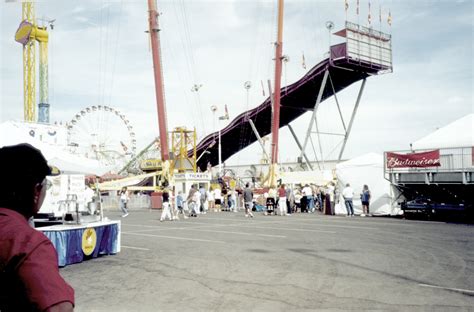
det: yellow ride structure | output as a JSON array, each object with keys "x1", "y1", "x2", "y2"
[
  {"x1": 97, "y1": 127, "x2": 198, "y2": 192},
  {"x1": 14, "y1": 1, "x2": 50, "y2": 123},
  {"x1": 171, "y1": 127, "x2": 197, "y2": 173}
]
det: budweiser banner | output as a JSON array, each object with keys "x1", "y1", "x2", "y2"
[{"x1": 386, "y1": 150, "x2": 441, "y2": 168}]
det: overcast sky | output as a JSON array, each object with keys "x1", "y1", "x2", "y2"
[{"x1": 1, "y1": 0, "x2": 472, "y2": 167}]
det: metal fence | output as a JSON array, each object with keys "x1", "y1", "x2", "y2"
[{"x1": 101, "y1": 194, "x2": 151, "y2": 211}]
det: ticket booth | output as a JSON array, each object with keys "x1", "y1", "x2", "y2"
[{"x1": 174, "y1": 172, "x2": 212, "y2": 198}]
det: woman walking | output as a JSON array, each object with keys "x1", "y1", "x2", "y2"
[
  {"x1": 160, "y1": 188, "x2": 173, "y2": 221},
  {"x1": 119, "y1": 187, "x2": 129, "y2": 217}
]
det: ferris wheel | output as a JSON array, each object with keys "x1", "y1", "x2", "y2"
[{"x1": 66, "y1": 105, "x2": 137, "y2": 167}]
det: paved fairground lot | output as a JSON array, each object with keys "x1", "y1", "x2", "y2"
[{"x1": 61, "y1": 208, "x2": 474, "y2": 311}]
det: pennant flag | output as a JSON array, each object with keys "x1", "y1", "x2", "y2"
[
  {"x1": 356, "y1": 0, "x2": 359, "y2": 15},
  {"x1": 219, "y1": 105, "x2": 229, "y2": 120},
  {"x1": 120, "y1": 141, "x2": 128, "y2": 152},
  {"x1": 345, "y1": 0, "x2": 348, "y2": 11},
  {"x1": 379, "y1": 5, "x2": 382, "y2": 23},
  {"x1": 368, "y1": 2, "x2": 372, "y2": 25},
  {"x1": 302, "y1": 52, "x2": 307, "y2": 70},
  {"x1": 387, "y1": 9, "x2": 392, "y2": 26}
]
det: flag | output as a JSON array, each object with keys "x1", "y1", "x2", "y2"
[
  {"x1": 387, "y1": 9, "x2": 392, "y2": 26},
  {"x1": 120, "y1": 141, "x2": 128, "y2": 152},
  {"x1": 219, "y1": 105, "x2": 229, "y2": 120},
  {"x1": 356, "y1": 0, "x2": 359, "y2": 15},
  {"x1": 379, "y1": 5, "x2": 382, "y2": 23},
  {"x1": 302, "y1": 52, "x2": 307, "y2": 70},
  {"x1": 368, "y1": 2, "x2": 371, "y2": 25},
  {"x1": 345, "y1": 0, "x2": 348, "y2": 11}
]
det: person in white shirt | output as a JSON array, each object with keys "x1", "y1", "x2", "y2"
[
  {"x1": 207, "y1": 188, "x2": 215, "y2": 212},
  {"x1": 302, "y1": 184, "x2": 313, "y2": 213},
  {"x1": 342, "y1": 183, "x2": 354, "y2": 217},
  {"x1": 213, "y1": 187, "x2": 222, "y2": 212},
  {"x1": 229, "y1": 189, "x2": 237, "y2": 212},
  {"x1": 119, "y1": 187, "x2": 130, "y2": 217}
]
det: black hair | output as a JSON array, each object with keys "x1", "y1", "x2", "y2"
[
  {"x1": 0, "y1": 144, "x2": 51, "y2": 216},
  {"x1": 0, "y1": 178, "x2": 40, "y2": 215}
]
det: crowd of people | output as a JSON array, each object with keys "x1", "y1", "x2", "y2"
[
  {"x1": 149, "y1": 180, "x2": 372, "y2": 222},
  {"x1": 0, "y1": 143, "x2": 374, "y2": 310}
]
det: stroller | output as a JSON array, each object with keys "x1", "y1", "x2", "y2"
[{"x1": 265, "y1": 197, "x2": 277, "y2": 215}]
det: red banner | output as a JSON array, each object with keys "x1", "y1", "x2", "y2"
[{"x1": 386, "y1": 150, "x2": 441, "y2": 168}]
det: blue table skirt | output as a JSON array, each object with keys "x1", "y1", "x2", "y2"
[{"x1": 43, "y1": 223, "x2": 119, "y2": 267}]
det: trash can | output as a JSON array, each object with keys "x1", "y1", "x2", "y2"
[{"x1": 151, "y1": 192, "x2": 163, "y2": 209}]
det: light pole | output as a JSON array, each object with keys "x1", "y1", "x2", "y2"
[
  {"x1": 196, "y1": 150, "x2": 210, "y2": 163},
  {"x1": 326, "y1": 21, "x2": 334, "y2": 57},
  {"x1": 218, "y1": 126, "x2": 222, "y2": 176},
  {"x1": 244, "y1": 81, "x2": 252, "y2": 107},
  {"x1": 210, "y1": 105, "x2": 218, "y2": 176},
  {"x1": 216, "y1": 105, "x2": 229, "y2": 177}
]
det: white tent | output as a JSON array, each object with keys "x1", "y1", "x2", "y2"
[
  {"x1": 280, "y1": 169, "x2": 334, "y2": 185},
  {"x1": 412, "y1": 114, "x2": 474, "y2": 150},
  {"x1": 335, "y1": 153, "x2": 400, "y2": 216},
  {"x1": 0, "y1": 121, "x2": 109, "y2": 176}
]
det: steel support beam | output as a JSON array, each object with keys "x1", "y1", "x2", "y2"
[
  {"x1": 288, "y1": 124, "x2": 314, "y2": 170},
  {"x1": 337, "y1": 78, "x2": 366, "y2": 161},
  {"x1": 328, "y1": 72, "x2": 347, "y2": 132},
  {"x1": 249, "y1": 119, "x2": 270, "y2": 162},
  {"x1": 300, "y1": 69, "x2": 329, "y2": 165}
]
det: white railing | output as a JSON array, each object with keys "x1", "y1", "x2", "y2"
[{"x1": 101, "y1": 194, "x2": 151, "y2": 211}]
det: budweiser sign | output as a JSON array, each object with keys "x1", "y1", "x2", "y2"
[{"x1": 387, "y1": 150, "x2": 441, "y2": 168}]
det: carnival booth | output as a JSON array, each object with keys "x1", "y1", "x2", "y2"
[
  {"x1": 38, "y1": 220, "x2": 120, "y2": 267},
  {"x1": 0, "y1": 122, "x2": 120, "y2": 267},
  {"x1": 174, "y1": 172, "x2": 211, "y2": 195},
  {"x1": 173, "y1": 172, "x2": 211, "y2": 211}
]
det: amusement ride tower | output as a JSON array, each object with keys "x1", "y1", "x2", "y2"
[{"x1": 14, "y1": 1, "x2": 51, "y2": 123}]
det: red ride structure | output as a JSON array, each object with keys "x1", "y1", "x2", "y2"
[{"x1": 147, "y1": 0, "x2": 169, "y2": 161}]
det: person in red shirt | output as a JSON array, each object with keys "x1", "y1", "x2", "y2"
[
  {"x1": 277, "y1": 184, "x2": 288, "y2": 216},
  {"x1": 0, "y1": 144, "x2": 75, "y2": 311}
]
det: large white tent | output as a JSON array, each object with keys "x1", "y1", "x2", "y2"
[
  {"x1": 280, "y1": 169, "x2": 334, "y2": 185},
  {"x1": 411, "y1": 114, "x2": 474, "y2": 150},
  {"x1": 0, "y1": 121, "x2": 109, "y2": 176},
  {"x1": 334, "y1": 153, "x2": 401, "y2": 216}
]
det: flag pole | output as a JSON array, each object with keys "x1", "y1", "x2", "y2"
[{"x1": 356, "y1": 0, "x2": 359, "y2": 26}]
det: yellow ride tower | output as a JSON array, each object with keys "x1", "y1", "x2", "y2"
[{"x1": 14, "y1": 2, "x2": 50, "y2": 123}]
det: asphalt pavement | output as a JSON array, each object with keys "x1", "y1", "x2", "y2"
[{"x1": 61, "y1": 208, "x2": 474, "y2": 311}]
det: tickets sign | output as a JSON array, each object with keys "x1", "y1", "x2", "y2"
[{"x1": 386, "y1": 150, "x2": 441, "y2": 168}]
